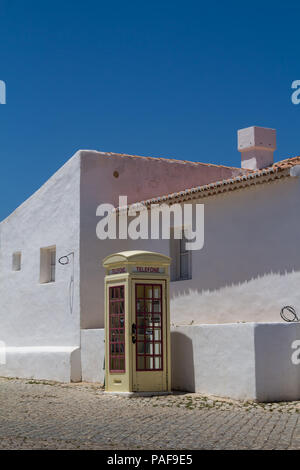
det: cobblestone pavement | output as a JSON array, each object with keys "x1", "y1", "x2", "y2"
[{"x1": 0, "y1": 377, "x2": 300, "y2": 450}]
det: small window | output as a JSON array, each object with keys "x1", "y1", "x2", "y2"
[
  {"x1": 40, "y1": 246, "x2": 56, "y2": 283},
  {"x1": 170, "y1": 228, "x2": 192, "y2": 281},
  {"x1": 12, "y1": 252, "x2": 21, "y2": 271}
]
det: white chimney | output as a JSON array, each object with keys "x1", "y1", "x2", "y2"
[{"x1": 238, "y1": 126, "x2": 276, "y2": 170}]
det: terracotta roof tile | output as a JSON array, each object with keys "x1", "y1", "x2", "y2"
[
  {"x1": 124, "y1": 156, "x2": 300, "y2": 209},
  {"x1": 273, "y1": 156, "x2": 300, "y2": 169}
]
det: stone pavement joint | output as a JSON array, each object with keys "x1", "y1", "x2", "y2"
[{"x1": 0, "y1": 377, "x2": 299, "y2": 450}]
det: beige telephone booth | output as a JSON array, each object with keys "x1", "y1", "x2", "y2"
[{"x1": 103, "y1": 250, "x2": 171, "y2": 394}]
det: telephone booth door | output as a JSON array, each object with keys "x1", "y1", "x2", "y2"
[{"x1": 131, "y1": 280, "x2": 168, "y2": 392}]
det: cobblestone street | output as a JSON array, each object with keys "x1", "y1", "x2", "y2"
[{"x1": 0, "y1": 377, "x2": 300, "y2": 450}]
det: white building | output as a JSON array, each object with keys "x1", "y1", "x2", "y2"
[{"x1": 1, "y1": 125, "x2": 300, "y2": 401}]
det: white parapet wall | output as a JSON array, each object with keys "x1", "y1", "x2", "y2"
[
  {"x1": 81, "y1": 329, "x2": 105, "y2": 383},
  {"x1": 80, "y1": 323, "x2": 300, "y2": 401},
  {"x1": 5, "y1": 323, "x2": 298, "y2": 402},
  {"x1": 254, "y1": 323, "x2": 300, "y2": 402},
  {"x1": 171, "y1": 323, "x2": 256, "y2": 400},
  {"x1": 171, "y1": 323, "x2": 300, "y2": 401},
  {"x1": 0, "y1": 346, "x2": 81, "y2": 383}
]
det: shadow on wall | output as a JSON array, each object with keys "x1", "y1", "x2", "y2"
[
  {"x1": 254, "y1": 323, "x2": 300, "y2": 402},
  {"x1": 170, "y1": 178, "x2": 300, "y2": 302},
  {"x1": 170, "y1": 269, "x2": 300, "y2": 325},
  {"x1": 171, "y1": 331, "x2": 195, "y2": 392}
]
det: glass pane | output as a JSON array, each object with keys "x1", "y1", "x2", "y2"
[
  {"x1": 111, "y1": 357, "x2": 118, "y2": 370},
  {"x1": 119, "y1": 358, "x2": 125, "y2": 370},
  {"x1": 136, "y1": 285, "x2": 144, "y2": 299},
  {"x1": 152, "y1": 314, "x2": 161, "y2": 325},
  {"x1": 115, "y1": 333, "x2": 123, "y2": 344},
  {"x1": 137, "y1": 342, "x2": 145, "y2": 354},
  {"x1": 136, "y1": 300, "x2": 145, "y2": 313},
  {"x1": 110, "y1": 331, "x2": 118, "y2": 342},
  {"x1": 154, "y1": 329, "x2": 161, "y2": 341},
  {"x1": 153, "y1": 286, "x2": 161, "y2": 298},
  {"x1": 154, "y1": 357, "x2": 161, "y2": 369},
  {"x1": 144, "y1": 314, "x2": 153, "y2": 327},
  {"x1": 152, "y1": 300, "x2": 161, "y2": 313},
  {"x1": 145, "y1": 329, "x2": 153, "y2": 341},
  {"x1": 111, "y1": 302, "x2": 117, "y2": 314},
  {"x1": 119, "y1": 332, "x2": 125, "y2": 342},
  {"x1": 145, "y1": 286, "x2": 152, "y2": 298},
  {"x1": 137, "y1": 314, "x2": 145, "y2": 328},
  {"x1": 145, "y1": 356, "x2": 154, "y2": 370},
  {"x1": 154, "y1": 343, "x2": 161, "y2": 355},
  {"x1": 111, "y1": 287, "x2": 120, "y2": 299},
  {"x1": 146, "y1": 342, "x2": 154, "y2": 354},
  {"x1": 137, "y1": 329, "x2": 144, "y2": 340},
  {"x1": 145, "y1": 300, "x2": 152, "y2": 313}
]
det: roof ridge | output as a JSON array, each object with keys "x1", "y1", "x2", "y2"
[
  {"x1": 89, "y1": 150, "x2": 248, "y2": 171},
  {"x1": 273, "y1": 156, "x2": 300, "y2": 168}
]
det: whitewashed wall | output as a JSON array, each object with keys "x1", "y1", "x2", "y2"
[
  {"x1": 81, "y1": 329, "x2": 105, "y2": 383},
  {"x1": 170, "y1": 176, "x2": 300, "y2": 325},
  {"x1": 0, "y1": 153, "x2": 81, "y2": 380},
  {"x1": 171, "y1": 324, "x2": 256, "y2": 399},
  {"x1": 172, "y1": 323, "x2": 300, "y2": 401},
  {"x1": 80, "y1": 164, "x2": 300, "y2": 328},
  {"x1": 2, "y1": 346, "x2": 81, "y2": 382},
  {"x1": 1, "y1": 148, "x2": 300, "y2": 383},
  {"x1": 254, "y1": 322, "x2": 300, "y2": 402},
  {"x1": 75, "y1": 151, "x2": 300, "y2": 330}
]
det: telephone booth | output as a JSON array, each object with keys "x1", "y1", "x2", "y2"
[{"x1": 103, "y1": 250, "x2": 171, "y2": 394}]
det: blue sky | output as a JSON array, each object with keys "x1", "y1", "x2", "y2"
[{"x1": 0, "y1": 0, "x2": 300, "y2": 219}]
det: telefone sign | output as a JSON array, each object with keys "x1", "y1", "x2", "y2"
[
  {"x1": 108, "y1": 266, "x2": 165, "y2": 275},
  {"x1": 132, "y1": 266, "x2": 165, "y2": 274},
  {"x1": 108, "y1": 267, "x2": 126, "y2": 275}
]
